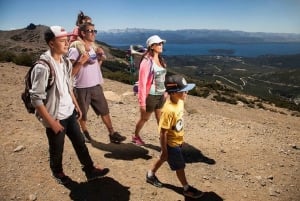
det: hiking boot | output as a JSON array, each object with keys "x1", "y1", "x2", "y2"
[
  {"x1": 82, "y1": 130, "x2": 92, "y2": 143},
  {"x1": 52, "y1": 172, "x2": 71, "y2": 185},
  {"x1": 146, "y1": 173, "x2": 163, "y2": 188},
  {"x1": 132, "y1": 136, "x2": 145, "y2": 146},
  {"x1": 109, "y1": 132, "x2": 126, "y2": 143},
  {"x1": 183, "y1": 185, "x2": 204, "y2": 198},
  {"x1": 86, "y1": 167, "x2": 110, "y2": 181}
]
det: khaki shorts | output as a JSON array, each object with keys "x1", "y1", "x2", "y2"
[
  {"x1": 146, "y1": 94, "x2": 166, "y2": 112},
  {"x1": 74, "y1": 85, "x2": 109, "y2": 121}
]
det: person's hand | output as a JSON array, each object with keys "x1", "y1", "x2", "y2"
[
  {"x1": 75, "y1": 107, "x2": 82, "y2": 120},
  {"x1": 96, "y1": 48, "x2": 106, "y2": 61},
  {"x1": 78, "y1": 52, "x2": 89, "y2": 65},
  {"x1": 140, "y1": 106, "x2": 146, "y2": 113},
  {"x1": 50, "y1": 120, "x2": 64, "y2": 135}
]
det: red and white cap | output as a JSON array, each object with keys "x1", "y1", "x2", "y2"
[{"x1": 44, "y1": 25, "x2": 72, "y2": 43}]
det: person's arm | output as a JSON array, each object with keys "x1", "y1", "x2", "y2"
[
  {"x1": 69, "y1": 26, "x2": 79, "y2": 43},
  {"x1": 96, "y1": 46, "x2": 107, "y2": 63},
  {"x1": 30, "y1": 64, "x2": 64, "y2": 134},
  {"x1": 35, "y1": 105, "x2": 64, "y2": 134},
  {"x1": 70, "y1": 89, "x2": 82, "y2": 120},
  {"x1": 138, "y1": 57, "x2": 152, "y2": 107},
  {"x1": 68, "y1": 48, "x2": 89, "y2": 76},
  {"x1": 159, "y1": 128, "x2": 168, "y2": 161}
]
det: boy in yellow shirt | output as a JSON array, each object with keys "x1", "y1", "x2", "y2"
[{"x1": 146, "y1": 75, "x2": 204, "y2": 199}]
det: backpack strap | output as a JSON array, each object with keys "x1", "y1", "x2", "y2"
[
  {"x1": 62, "y1": 55, "x2": 71, "y2": 74},
  {"x1": 34, "y1": 59, "x2": 55, "y2": 89},
  {"x1": 147, "y1": 57, "x2": 154, "y2": 84}
]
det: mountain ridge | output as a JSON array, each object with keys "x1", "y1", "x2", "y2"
[{"x1": 98, "y1": 28, "x2": 300, "y2": 45}]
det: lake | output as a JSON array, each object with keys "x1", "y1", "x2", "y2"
[{"x1": 110, "y1": 42, "x2": 300, "y2": 57}]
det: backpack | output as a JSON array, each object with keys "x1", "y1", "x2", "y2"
[{"x1": 21, "y1": 59, "x2": 55, "y2": 114}]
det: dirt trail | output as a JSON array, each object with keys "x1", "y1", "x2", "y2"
[{"x1": 0, "y1": 62, "x2": 299, "y2": 201}]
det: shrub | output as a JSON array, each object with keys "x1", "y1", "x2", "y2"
[
  {"x1": 0, "y1": 50, "x2": 16, "y2": 62},
  {"x1": 102, "y1": 60, "x2": 128, "y2": 72},
  {"x1": 213, "y1": 95, "x2": 237, "y2": 105},
  {"x1": 103, "y1": 71, "x2": 132, "y2": 84},
  {"x1": 110, "y1": 48, "x2": 127, "y2": 58},
  {"x1": 13, "y1": 53, "x2": 34, "y2": 66}
]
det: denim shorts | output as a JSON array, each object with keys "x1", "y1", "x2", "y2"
[{"x1": 167, "y1": 145, "x2": 186, "y2": 171}]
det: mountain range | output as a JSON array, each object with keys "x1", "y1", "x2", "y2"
[{"x1": 98, "y1": 28, "x2": 300, "y2": 45}]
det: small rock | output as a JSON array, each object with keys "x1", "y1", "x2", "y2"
[
  {"x1": 13, "y1": 145, "x2": 24, "y2": 152},
  {"x1": 255, "y1": 176, "x2": 262, "y2": 180},
  {"x1": 269, "y1": 188, "x2": 277, "y2": 196},
  {"x1": 28, "y1": 194, "x2": 37, "y2": 201},
  {"x1": 220, "y1": 149, "x2": 226, "y2": 153}
]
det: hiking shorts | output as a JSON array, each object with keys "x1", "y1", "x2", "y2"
[
  {"x1": 146, "y1": 94, "x2": 165, "y2": 113},
  {"x1": 74, "y1": 85, "x2": 109, "y2": 121},
  {"x1": 167, "y1": 145, "x2": 186, "y2": 171}
]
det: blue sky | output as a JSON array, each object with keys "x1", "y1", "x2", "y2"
[{"x1": 0, "y1": 0, "x2": 299, "y2": 33}]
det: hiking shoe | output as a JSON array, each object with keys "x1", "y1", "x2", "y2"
[
  {"x1": 86, "y1": 167, "x2": 110, "y2": 181},
  {"x1": 132, "y1": 136, "x2": 145, "y2": 146},
  {"x1": 83, "y1": 130, "x2": 92, "y2": 143},
  {"x1": 146, "y1": 173, "x2": 163, "y2": 188},
  {"x1": 109, "y1": 132, "x2": 126, "y2": 143},
  {"x1": 52, "y1": 172, "x2": 71, "y2": 185},
  {"x1": 183, "y1": 185, "x2": 204, "y2": 198}
]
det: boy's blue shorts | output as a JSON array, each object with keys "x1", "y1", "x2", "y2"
[{"x1": 167, "y1": 145, "x2": 186, "y2": 171}]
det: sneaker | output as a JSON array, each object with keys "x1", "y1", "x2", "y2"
[
  {"x1": 52, "y1": 172, "x2": 71, "y2": 185},
  {"x1": 109, "y1": 132, "x2": 126, "y2": 143},
  {"x1": 83, "y1": 130, "x2": 92, "y2": 143},
  {"x1": 183, "y1": 185, "x2": 204, "y2": 199},
  {"x1": 146, "y1": 173, "x2": 163, "y2": 188},
  {"x1": 132, "y1": 136, "x2": 145, "y2": 146},
  {"x1": 86, "y1": 167, "x2": 110, "y2": 181}
]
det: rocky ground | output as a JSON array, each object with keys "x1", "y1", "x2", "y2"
[{"x1": 0, "y1": 62, "x2": 299, "y2": 201}]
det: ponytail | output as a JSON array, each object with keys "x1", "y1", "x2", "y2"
[{"x1": 76, "y1": 11, "x2": 85, "y2": 26}]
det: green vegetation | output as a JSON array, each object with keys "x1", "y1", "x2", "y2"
[
  {"x1": 1, "y1": 45, "x2": 299, "y2": 114},
  {"x1": 0, "y1": 50, "x2": 34, "y2": 66}
]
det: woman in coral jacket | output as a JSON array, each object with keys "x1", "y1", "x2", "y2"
[{"x1": 132, "y1": 35, "x2": 167, "y2": 145}]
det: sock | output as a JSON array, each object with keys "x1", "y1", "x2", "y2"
[
  {"x1": 147, "y1": 170, "x2": 154, "y2": 177},
  {"x1": 183, "y1": 184, "x2": 189, "y2": 191}
]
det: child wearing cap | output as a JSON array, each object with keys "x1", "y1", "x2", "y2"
[
  {"x1": 146, "y1": 75, "x2": 204, "y2": 199},
  {"x1": 30, "y1": 25, "x2": 109, "y2": 184}
]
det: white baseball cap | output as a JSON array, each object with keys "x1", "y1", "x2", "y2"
[
  {"x1": 44, "y1": 26, "x2": 72, "y2": 43},
  {"x1": 146, "y1": 35, "x2": 166, "y2": 47}
]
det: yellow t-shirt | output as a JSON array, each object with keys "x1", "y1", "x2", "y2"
[{"x1": 158, "y1": 98, "x2": 184, "y2": 147}]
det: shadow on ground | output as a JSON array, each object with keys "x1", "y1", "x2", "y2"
[
  {"x1": 91, "y1": 140, "x2": 215, "y2": 164},
  {"x1": 91, "y1": 140, "x2": 152, "y2": 160},
  {"x1": 63, "y1": 177, "x2": 130, "y2": 201},
  {"x1": 164, "y1": 183, "x2": 223, "y2": 201},
  {"x1": 181, "y1": 143, "x2": 216, "y2": 165}
]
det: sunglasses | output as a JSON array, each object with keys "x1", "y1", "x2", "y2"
[
  {"x1": 85, "y1": 29, "x2": 97, "y2": 34},
  {"x1": 153, "y1": 42, "x2": 163, "y2": 46}
]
